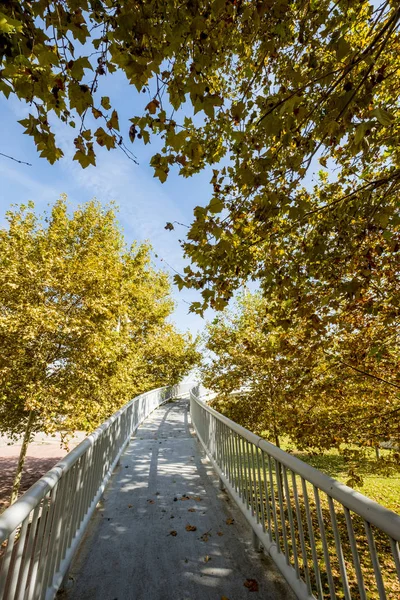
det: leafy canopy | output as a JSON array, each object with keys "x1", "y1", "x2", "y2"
[
  {"x1": 203, "y1": 292, "x2": 400, "y2": 477},
  {"x1": 1, "y1": 1, "x2": 399, "y2": 339},
  {"x1": 0, "y1": 197, "x2": 198, "y2": 439}
]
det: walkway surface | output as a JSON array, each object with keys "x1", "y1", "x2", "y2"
[{"x1": 63, "y1": 399, "x2": 294, "y2": 600}]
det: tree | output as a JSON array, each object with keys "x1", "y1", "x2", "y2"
[
  {"x1": 0, "y1": 198, "x2": 198, "y2": 502},
  {"x1": 202, "y1": 292, "x2": 320, "y2": 447},
  {"x1": 202, "y1": 292, "x2": 400, "y2": 478}
]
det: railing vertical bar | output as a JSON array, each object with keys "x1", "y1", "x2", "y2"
[
  {"x1": 301, "y1": 477, "x2": 323, "y2": 599},
  {"x1": 267, "y1": 455, "x2": 280, "y2": 552},
  {"x1": 231, "y1": 430, "x2": 237, "y2": 489},
  {"x1": 234, "y1": 433, "x2": 243, "y2": 500},
  {"x1": 291, "y1": 472, "x2": 312, "y2": 594},
  {"x1": 16, "y1": 504, "x2": 41, "y2": 600},
  {"x1": 27, "y1": 495, "x2": 50, "y2": 599},
  {"x1": 0, "y1": 528, "x2": 17, "y2": 598},
  {"x1": 275, "y1": 460, "x2": 290, "y2": 564},
  {"x1": 45, "y1": 467, "x2": 74, "y2": 593},
  {"x1": 246, "y1": 440, "x2": 255, "y2": 516},
  {"x1": 214, "y1": 418, "x2": 219, "y2": 465},
  {"x1": 250, "y1": 444, "x2": 260, "y2": 524},
  {"x1": 241, "y1": 437, "x2": 249, "y2": 509},
  {"x1": 221, "y1": 423, "x2": 228, "y2": 478},
  {"x1": 313, "y1": 487, "x2": 336, "y2": 599},
  {"x1": 261, "y1": 451, "x2": 273, "y2": 542},
  {"x1": 389, "y1": 537, "x2": 400, "y2": 582},
  {"x1": 327, "y1": 496, "x2": 351, "y2": 600},
  {"x1": 59, "y1": 463, "x2": 79, "y2": 565},
  {"x1": 73, "y1": 452, "x2": 88, "y2": 544},
  {"x1": 234, "y1": 433, "x2": 240, "y2": 493},
  {"x1": 5, "y1": 515, "x2": 29, "y2": 600},
  {"x1": 34, "y1": 484, "x2": 60, "y2": 599},
  {"x1": 364, "y1": 520, "x2": 387, "y2": 600},
  {"x1": 228, "y1": 429, "x2": 235, "y2": 487},
  {"x1": 255, "y1": 447, "x2": 266, "y2": 533},
  {"x1": 282, "y1": 466, "x2": 300, "y2": 577},
  {"x1": 343, "y1": 507, "x2": 367, "y2": 600}
]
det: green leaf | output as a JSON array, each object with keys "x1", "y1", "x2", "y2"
[
  {"x1": 94, "y1": 127, "x2": 116, "y2": 150},
  {"x1": 208, "y1": 197, "x2": 224, "y2": 214},
  {"x1": 101, "y1": 96, "x2": 111, "y2": 110},
  {"x1": 107, "y1": 110, "x2": 119, "y2": 131},
  {"x1": 371, "y1": 107, "x2": 395, "y2": 127},
  {"x1": 68, "y1": 83, "x2": 92, "y2": 115},
  {"x1": 70, "y1": 57, "x2": 93, "y2": 80},
  {"x1": 0, "y1": 12, "x2": 23, "y2": 34}
]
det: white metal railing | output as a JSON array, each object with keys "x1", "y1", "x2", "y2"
[
  {"x1": 190, "y1": 386, "x2": 400, "y2": 600},
  {"x1": 0, "y1": 383, "x2": 191, "y2": 600}
]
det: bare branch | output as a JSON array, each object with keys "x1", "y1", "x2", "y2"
[{"x1": 0, "y1": 152, "x2": 32, "y2": 167}]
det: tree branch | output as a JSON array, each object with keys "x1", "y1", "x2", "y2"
[{"x1": 0, "y1": 152, "x2": 32, "y2": 167}]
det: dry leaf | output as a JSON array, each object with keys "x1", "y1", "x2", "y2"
[
  {"x1": 221, "y1": 597, "x2": 230, "y2": 600},
  {"x1": 244, "y1": 579, "x2": 259, "y2": 592},
  {"x1": 200, "y1": 530, "x2": 211, "y2": 542},
  {"x1": 194, "y1": 496, "x2": 202, "y2": 501},
  {"x1": 217, "y1": 531, "x2": 223, "y2": 536},
  {"x1": 169, "y1": 530, "x2": 177, "y2": 536},
  {"x1": 226, "y1": 518, "x2": 234, "y2": 525},
  {"x1": 185, "y1": 524, "x2": 197, "y2": 532},
  {"x1": 147, "y1": 499, "x2": 155, "y2": 504},
  {"x1": 188, "y1": 508, "x2": 196, "y2": 512},
  {"x1": 204, "y1": 555, "x2": 211, "y2": 562},
  {"x1": 180, "y1": 494, "x2": 190, "y2": 501},
  {"x1": 128, "y1": 504, "x2": 133, "y2": 508}
]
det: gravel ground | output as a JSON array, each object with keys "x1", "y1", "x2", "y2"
[{"x1": 0, "y1": 431, "x2": 86, "y2": 512}]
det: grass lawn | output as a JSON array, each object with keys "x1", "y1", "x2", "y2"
[{"x1": 278, "y1": 439, "x2": 400, "y2": 514}]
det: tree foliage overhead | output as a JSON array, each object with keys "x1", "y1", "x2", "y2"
[
  {"x1": 0, "y1": 197, "x2": 198, "y2": 441},
  {"x1": 1, "y1": 1, "x2": 399, "y2": 379},
  {"x1": 1, "y1": 1, "x2": 399, "y2": 328}
]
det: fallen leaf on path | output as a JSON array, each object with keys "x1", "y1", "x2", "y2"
[
  {"x1": 147, "y1": 499, "x2": 155, "y2": 504},
  {"x1": 188, "y1": 508, "x2": 196, "y2": 512},
  {"x1": 185, "y1": 524, "x2": 197, "y2": 532},
  {"x1": 193, "y1": 496, "x2": 202, "y2": 501},
  {"x1": 180, "y1": 494, "x2": 190, "y2": 501},
  {"x1": 226, "y1": 518, "x2": 234, "y2": 525},
  {"x1": 217, "y1": 531, "x2": 223, "y2": 536},
  {"x1": 244, "y1": 579, "x2": 259, "y2": 592},
  {"x1": 128, "y1": 505, "x2": 132, "y2": 508},
  {"x1": 200, "y1": 530, "x2": 211, "y2": 542},
  {"x1": 221, "y1": 597, "x2": 230, "y2": 600},
  {"x1": 204, "y1": 555, "x2": 211, "y2": 562},
  {"x1": 169, "y1": 530, "x2": 177, "y2": 536}
]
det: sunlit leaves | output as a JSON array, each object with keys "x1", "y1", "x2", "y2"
[
  {"x1": 0, "y1": 198, "x2": 199, "y2": 446},
  {"x1": 1, "y1": 1, "x2": 399, "y2": 340}
]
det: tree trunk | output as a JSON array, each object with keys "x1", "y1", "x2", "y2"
[
  {"x1": 10, "y1": 411, "x2": 35, "y2": 505},
  {"x1": 375, "y1": 446, "x2": 381, "y2": 460}
]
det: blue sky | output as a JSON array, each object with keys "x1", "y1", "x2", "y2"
[{"x1": 0, "y1": 69, "x2": 217, "y2": 337}]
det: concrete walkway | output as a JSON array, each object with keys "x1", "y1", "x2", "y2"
[{"x1": 63, "y1": 399, "x2": 294, "y2": 600}]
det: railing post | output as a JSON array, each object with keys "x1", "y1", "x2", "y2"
[{"x1": 252, "y1": 529, "x2": 261, "y2": 552}]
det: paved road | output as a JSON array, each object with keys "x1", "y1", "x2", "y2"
[{"x1": 63, "y1": 399, "x2": 294, "y2": 600}]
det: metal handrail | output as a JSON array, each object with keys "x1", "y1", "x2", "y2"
[
  {"x1": 0, "y1": 383, "x2": 191, "y2": 600},
  {"x1": 190, "y1": 386, "x2": 400, "y2": 600}
]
